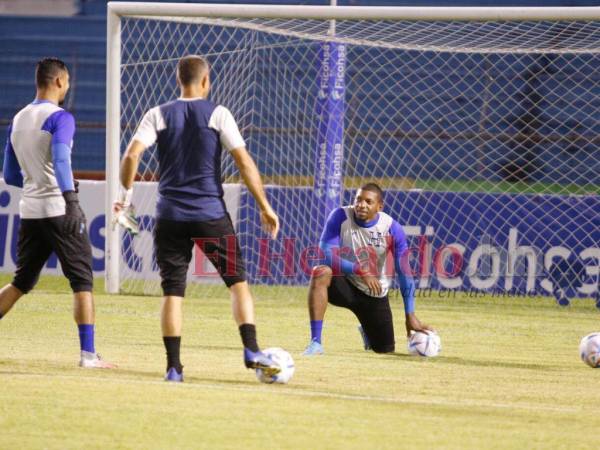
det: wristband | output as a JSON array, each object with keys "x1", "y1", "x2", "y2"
[{"x1": 118, "y1": 185, "x2": 133, "y2": 208}]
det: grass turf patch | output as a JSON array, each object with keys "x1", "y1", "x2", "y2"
[{"x1": 0, "y1": 275, "x2": 598, "y2": 449}]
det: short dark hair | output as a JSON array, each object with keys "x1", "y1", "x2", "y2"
[
  {"x1": 177, "y1": 55, "x2": 209, "y2": 86},
  {"x1": 35, "y1": 57, "x2": 68, "y2": 88},
  {"x1": 360, "y1": 182, "x2": 384, "y2": 202}
]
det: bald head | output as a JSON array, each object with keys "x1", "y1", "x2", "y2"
[{"x1": 176, "y1": 55, "x2": 209, "y2": 87}]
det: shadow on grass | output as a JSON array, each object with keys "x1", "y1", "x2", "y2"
[
  {"x1": 110, "y1": 367, "x2": 263, "y2": 387},
  {"x1": 124, "y1": 343, "x2": 243, "y2": 353},
  {"x1": 0, "y1": 358, "x2": 75, "y2": 372},
  {"x1": 185, "y1": 376, "x2": 261, "y2": 387},
  {"x1": 184, "y1": 344, "x2": 242, "y2": 352},
  {"x1": 378, "y1": 353, "x2": 556, "y2": 370},
  {"x1": 0, "y1": 365, "x2": 263, "y2": 387}
]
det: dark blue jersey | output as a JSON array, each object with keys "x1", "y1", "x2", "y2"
[{"x1": 133, "y1": 98, "x2": 245, "y2": 221}]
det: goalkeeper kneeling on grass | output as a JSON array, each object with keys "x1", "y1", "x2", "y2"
[{"x1": 303, "y1": 183, "x2": 433, "y2": 355}]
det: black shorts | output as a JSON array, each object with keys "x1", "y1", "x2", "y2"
[
  {"x1": 328, "y1": 276, "x2": 395, "y2": 353},
  {"x1": 12, "y1": 216, "x2": 93, "y2": 294},
  {"x1": 154, "y1": 215, "x2": 246, "y2": 297}
]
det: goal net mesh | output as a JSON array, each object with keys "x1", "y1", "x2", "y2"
[{"x1": 115, "y1": 14, "x2": 600, "y2": 299}]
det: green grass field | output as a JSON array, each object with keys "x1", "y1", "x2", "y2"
[
  {"x1": 1, "y1": 275, "x2": 599, "y2": 449},
  {"x1": 229, "y1": 175, "x2": 600, "y2": 196}
]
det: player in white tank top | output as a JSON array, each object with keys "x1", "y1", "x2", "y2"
[
  {"x1": 0, "y1": 58, "x2": 114, "y2": 369},
  {"x1": 303, "y1": 183, "x2": 434, "y2": 355}
]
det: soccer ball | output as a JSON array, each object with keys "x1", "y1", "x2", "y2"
[
  {"x1": 579, "y1": 333, "x2": 600, "y2": 368},
  {"x1": 408, "y1": 331, "x2": 441, "y2": 357},
  {"x1": 255, "y1": 347, "x2": 295, "y2": 384}
]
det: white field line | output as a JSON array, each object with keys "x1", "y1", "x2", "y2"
[{"x1": 0, "y1": 371, "x2": 583, "y2": 414}]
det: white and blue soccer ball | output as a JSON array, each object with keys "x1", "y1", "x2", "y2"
[
  {"x1": 408, "y1": 331, "x2": 441, "y2": 357},
  {"x1": 255, "y1": 347, "x2": 295, "y2": 384},
  {"x1": 579, "y1": 333, "x2": 600, "y2": 368}
]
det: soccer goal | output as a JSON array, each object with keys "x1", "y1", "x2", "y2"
[{"x1": 106, "y1": 3, "x2": 600, "y2": 301}]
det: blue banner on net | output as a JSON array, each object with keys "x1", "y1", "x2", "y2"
[
  {"x1": 238, "y1": 187, "x2": 599, "y2": 299},
  {"x1": 313, "y1": 41, "x2": 346, "y2": 225}
]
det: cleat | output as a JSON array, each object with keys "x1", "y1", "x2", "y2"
[
  {"x1": 357, "y1": 325, "x2": 372, "y2": 351},
  {"x1": 302, "y1": 339, "x2": 324, "y2": 356},
  {"x1": 79, "y1": 351, "x2": 117, "y2": 369},
  {"x1": 244, "y1": 348, "x2": 280, "y2": 377},
  {"x1": 164, "y1": 367, "x2": 183, "y2": 382}
]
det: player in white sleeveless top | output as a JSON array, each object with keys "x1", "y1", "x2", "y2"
[
  {"x1": 303, "y1": 183, "x2": 433, "y2": 355},
  {"x1": 114, "y1": 55, "x2": 280, "y2": 382},
  {"x1": 338, "y1": 205, "x2": 396, "y2": 297},
  {"x1": 0, "y1": 58, "x2": 114, "y2": 369}
]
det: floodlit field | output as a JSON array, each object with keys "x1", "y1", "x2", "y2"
[{"x1": 0, "y1": 274, "x2": 599, "y2": 449}]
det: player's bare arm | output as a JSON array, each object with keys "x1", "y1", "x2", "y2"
[
  {"x1": 120, "y1": 139, "x2": 146, "y2": 189},
  {"x1": 230, "y1": 146, "x2": 279, "y2": 239},
  {"x1": 114, "y1": 139, "x2": 146, "y2": 213},
  {"x1": 405, "y1": 312, "x2": 433, "y2": 337}
]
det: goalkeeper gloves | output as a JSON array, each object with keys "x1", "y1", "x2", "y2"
[
  {"x1": 115, "y1": 204, "x2": 139, "y2": 236},
  {"x1": 62, "y1": 190, "x2": 86, "y2": 235},
  {"x1": 114, "y1": 185, "x2": 139, "y2": 236}
]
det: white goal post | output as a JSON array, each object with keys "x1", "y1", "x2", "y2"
[{"x1": 106, "y1": 3, "x2": 600, "y2": 300}]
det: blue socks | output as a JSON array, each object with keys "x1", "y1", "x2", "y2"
[
  {"x1": 310, "y1": 320, "x2": 323, "y2": 344},
  {"x1": 78, "y1": 324, "x2": 95, "y2": 353}
]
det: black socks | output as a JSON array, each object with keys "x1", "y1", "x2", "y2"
[
  {"x1": 239, "y1": 324, "x2": 259, "y2": 352},
  {"x1": 163, "y1": 326, "x2": 258, "y2": 372},
  {"x1": 163, "y1": 336, "x2": 183, "y2": 373}
]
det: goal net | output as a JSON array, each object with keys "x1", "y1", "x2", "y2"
[{"x1": 106, "y1": 4, "x2": 600, "y2": 301}]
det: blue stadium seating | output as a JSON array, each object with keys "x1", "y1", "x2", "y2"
[
  {"x1": 0, "y1": 1, "x2": 598, "y2": 184},
  {"x1": 0, "y1": 14, "x2": 106, "y2": 171}
]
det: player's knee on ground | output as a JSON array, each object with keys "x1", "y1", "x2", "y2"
[
  {"x1": 311, "y1": 265, "x2": 333, "y2": 284},
  {"x1": 372, "y1": 343, "x2": 395, "y2": 354},
  {"x1": 368, "y1": 329, "x2": 395, "y2": 353}
]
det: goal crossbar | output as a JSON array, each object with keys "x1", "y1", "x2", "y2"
[{"x1": 108, "y1": 3, "x2": 600, "y2": 22}]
